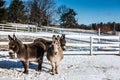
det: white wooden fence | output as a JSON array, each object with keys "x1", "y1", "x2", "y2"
[
  {"x1": 0, "y1": 23, "x2": 62, "y2": 32},
  {"x1": 66, "y1": 35, "x2": 120, "y2": 55},
  {"x1": 0, "y1": 23, "x2": 41, "y2": 32},
  {"x1": 0, "y1": 32, "x2": 120, "y2": 55},
  {"x1": 0, "y1": 23, "x2": 120, "y2": 55},
  {"x1": 0, "y1": 23, "x2": 97, "y2": 34}
]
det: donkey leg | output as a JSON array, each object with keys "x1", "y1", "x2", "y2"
[
  {"x1": 21, "y1": 61, "x2": 29, "y2": 74},
  {"x1": 51, "y1": 62, "x2": 55, "y2": 75},
  {"x1": 55, "y1": 62, "x2": 58, "y2": 74},
  {"x1": 38, "y1": 58, "x2": 43, "y2": 71}
]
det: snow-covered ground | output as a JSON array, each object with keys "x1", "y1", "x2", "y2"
[
  {"x1": 0, "y1": 28, "x2": 120, "y2": 80},
  {"x1": 0, "y1": 51, "x2": 120, "y2": 80}
]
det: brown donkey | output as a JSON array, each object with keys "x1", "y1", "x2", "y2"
[
  {"x1": 47, "y1": 35, "x2": 64, "y2": 75},
  {"x1": 8, "y1": 34, "x2": 45, "y2": 74}
]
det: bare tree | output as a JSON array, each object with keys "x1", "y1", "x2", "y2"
[
  {"x1": 57, "y1": 5, "x2": 69, "y2": 16},
  {"x1": 29, "y1": 0, "x2": 55, "y2": 26}
]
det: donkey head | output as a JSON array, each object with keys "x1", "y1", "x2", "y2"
[
  {"x1": 60, "y1": 34, "x2": 66, "y2": 50},
  {"x1": 8, "y1": 34, "x2": 21, "y2": 53},
  {"x1": 51, "y1": 35, "x2": 61, "y2": 55}
]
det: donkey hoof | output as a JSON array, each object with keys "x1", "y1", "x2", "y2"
[
  {"x1": 56, "y1": 72, "x2": 58, "y2": 74},
  {"x1": 37, "y1": 69, "x2": 41, "y2": 72},
  {"x1": 23, "y1": 71, "x2": 28, "y2": 74},
  {"x1": 52, "y1": 73, "x2": 55, "y2": 75}
]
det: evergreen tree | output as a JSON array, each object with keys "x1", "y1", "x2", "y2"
[
  {"x1": 0, "y1": 0, "x2": 4, "y2": 7},
  {"x1": 60, "y1": 8, "x2": 78, "y2": 28},
  {"x1": 30, "y1": 0, "x2": 40, "y2": 25},
  {"x1": 8, "y1": 0, "x2": 27, "y2": 23},
  {"x1": 0, "y1": 0, "x2": 7, "y2": 22}
]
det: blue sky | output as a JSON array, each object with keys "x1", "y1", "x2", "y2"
[
  {"x1": 55, "y1": 0, "x2": 120, "y2": 25},
  {"x1": 5, "y1": 0, "x2": 120, "y2": 25}
]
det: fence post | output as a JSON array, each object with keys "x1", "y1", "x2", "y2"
[
  {"x1": 32, "y1": 27, "x2": 33, "y2": 32},
  {"x1": 36, "y1": 27, "x2": 37, "y2": 32},
  {"x1": 28, "y1": 27, "x2": 30, "y2": 32},
  {"x1": 90, "y1": 36, "x2": 93, "y2": 55},
  {"x1": 52, "y1": 29, "x2": 54, "y2": 33},
  {"x1": 2, "y1": 25, "x2": 4, "y2": 31},
  {"x1": 16, "y1": 26, "x2": 17, "y2": 32},
  {"x1": 119, "y1": 36, "x2": 120, "y2": 55},
  {"x1": 98, "y1": 28, "x2": 100, "y2": 36},
  {"x1": 46, "y1": 28, "x2": 47, "y2": 32},
  {"x1": 59, "y1": 28, "x2": 61, "y2": 34},
  {"x1": 41, "y1": 28, "x2": 42, "y2": 31}
]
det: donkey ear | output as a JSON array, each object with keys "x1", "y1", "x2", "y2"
[
  {"x1": 60, "y1": 34, "x2": 63, "y2": 39},
  {"x1": 62, "y1": 34, "x2": 65, "y2": 37},
  {"x1": 52, "y1": 35, "x2": 56, "y2": 40},
  {"x1": 8, "y1": 35, "x2": 13, "y2": 41},
  {"x1": 61, "y1": 34, "x2": 65, "y2": 38},
  {"x1": 13, "y1": 34, "x2": 17, "y2": 41},
  {"x1": 57, "y1": 35, "x2": 60, "y2": 40}
]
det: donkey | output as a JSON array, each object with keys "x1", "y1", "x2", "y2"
[
  {"x1": 47, "y1": 35, "x2": 64, "y2": 75},
  {"x1": 34, "y1": 34, "x2": 66, "y2": 51},
  {"x1": 8, "y1": 34, "x2": 45, "y2": 74}
]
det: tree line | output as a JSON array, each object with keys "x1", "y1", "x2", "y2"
[
  {"x1": 78, "y1": 22, "x2": 120, "y2": 33},
  {"x1": 0, "y1": 0, "x2": 78, "y2": 28},
  {"x1": 0, "y1": 0, "x2": 119, "y2": 32}
]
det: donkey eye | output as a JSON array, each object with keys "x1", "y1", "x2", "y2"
[{"x1": 10, "y1": 44, "x2": 15, "y2": 47}]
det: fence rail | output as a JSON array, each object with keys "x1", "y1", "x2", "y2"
[
  {"x1": 0, "y1": 23, "x2": 120, "y2": 55},
  {"x1": 0, "y1": 23, "x2": 97, "y2": 34},
  {"x1": 0, "y1": 32, "x2": 120, "y2": 55}
]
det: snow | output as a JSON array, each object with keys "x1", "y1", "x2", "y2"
[
  {"x1": 7, "y1": 23, "x2": 36, "y2": 28},
  {"x1": 0, "y1": 27, "x2": 120, "y2": 80},
  {"x1": 0, "y1": 51, "x2": 120, "y2": 80}
]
